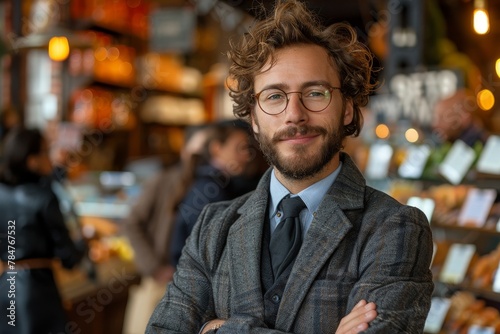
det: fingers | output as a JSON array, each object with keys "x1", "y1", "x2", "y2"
[
  {"x1": 200, "y1": 319, "x2": 226, "y2": 334},
  {"x1": 336, "y1": 300, "x2": 377, "y2": 334},
  {"x1": 352, "y1": 299, "x2": 368, "y2": 311}
]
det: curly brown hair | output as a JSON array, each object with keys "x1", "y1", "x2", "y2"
[{"x1": 227, "y1": 0, "x2": 377, "y2": 137}]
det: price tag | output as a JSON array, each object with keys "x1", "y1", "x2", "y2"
[
  {"x1": 365, "y1": 142, "x2": 393, "y2": 180},
  {"x1": 477, "y1": 135, "x2": 500, "y2": 175},
  {"x1": 457, "y1": 188, "x2": 496, "y2": 228},
  {"x1": 493, "y1": 262, "x2": 500, "y2": 293},
  {"x1": 423, "y1": 297, "x2": 451, "y2": 333},
  {"x1": 468, "y1": 325, "x2": 495, "y2": 334},
  {"x1": 407, "y1": 196, "x2": 435, "y2": 223},
  {"x1": 439, "y1": 243, "x2": 476, "y2": 284},
  {"x1": 398, "y1": 144, "x2": 431, "y2": 179},
  {"x1": 438, "y1": 140, "x2": 476, "y2": 185}
]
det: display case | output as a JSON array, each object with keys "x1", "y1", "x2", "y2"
[
  {"x1": 52, "y1": 168, "x2": 140, "y2": 334},
  {"x1": 362, "y1": 135, "x2": 500, "y2": 333}
]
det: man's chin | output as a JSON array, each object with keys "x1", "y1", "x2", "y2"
[{"x1": 274, "y1": 158, "x2": 325, "y2": 180}]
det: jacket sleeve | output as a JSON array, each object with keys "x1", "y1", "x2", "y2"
[
  {"x1": 122, "y1": 172, "x2": 164, "y2": 276},
  {"x1": 147, "y1": 205, "x2": 217, "y2": 334},
  {"x1": 146, "y1": 204, "x2": 293, "y2": 334},
  {"x1": 349, "y1": 204, "x2": 434, "y2": 333},
  {"x1": 43, "y1": 190, "x2": 85, "y2": 269}
]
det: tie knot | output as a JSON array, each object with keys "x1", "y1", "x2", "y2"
[{"x1": 281, "y1": 196, "x2": 306, "y2": 220}]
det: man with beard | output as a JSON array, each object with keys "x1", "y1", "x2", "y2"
[{"x1": 147, "y1": 1, "x2": 433, "y2": 333}]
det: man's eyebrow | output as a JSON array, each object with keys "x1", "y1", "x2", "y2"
[
  {"x1": 257, "y1": 80, "x2": 331, "y2": 92},
  {"x1": 257, "y1": 83, "x2": 288, "y2": 91},
  {"x1": 299, "y1": 80, "x2": 331, "y2": 88}
]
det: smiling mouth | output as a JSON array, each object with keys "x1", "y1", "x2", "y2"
[
  {"x1": 274, "y1": 125, "x2": 326, "y2": 143},
  {"x1": 280, "y1": 134, "x2": 319, "y2": 142}
]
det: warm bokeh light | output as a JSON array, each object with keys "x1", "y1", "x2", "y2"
[
  {"x1": 405, "y1": 128, "x2": 419, "y2": 143},
  {"x1": 473, "y1": 9, "x2": 490, "y2": 34},
  {"x1": 477, "y1": 89, "x2": 495, "y2": 110},
  {"x1": 119, "y1": 62, "x2": 133, "y2": 76},
  {"x1": 48, "y1": 36, "x2": 70, "y2": 61},
  {"x1": 94, "y1": 47, "x2": 108, "y2": 62},
  {"x1": 375, "y1": 124, "x2": 390, "y2": 139},
  {"x1": 496, "y1": 58, "x2": 500, "y2": 78},
  {"x1": 107, "y1": 47, "x2": 120, "y2": 61}
]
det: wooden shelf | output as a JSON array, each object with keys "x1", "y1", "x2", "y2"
[
  {"x1": 72, "y1": 19, "x2": 147, "y2": 42},
  {"x1": 433, "y1": 281, "x2": 500, "y2": 304},
  {"x1": 432, "y1": 222, "x2": 500, "y2": 237}
]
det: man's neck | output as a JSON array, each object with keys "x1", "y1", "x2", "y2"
[{"x1": 274, "y1": 154, "x2": 341, "y2": 194}]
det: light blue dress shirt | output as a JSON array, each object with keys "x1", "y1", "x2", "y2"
[{"x1": 268, "y1": 162, "x2": 343, "y2": 239}]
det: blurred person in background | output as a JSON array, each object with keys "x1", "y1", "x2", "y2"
[
  {"x1": 0, "y1": 107, "x2": 20, "y2": 142},
  {"x1": 0, "y1": 107, "x2": 20, "y2": 161},
  {"x1": 122, "y1": 124, "x2": 211, "y2": 334},
  {"x1": 0, "y1": 126, "x2": 86, "y2": 334},
  {"x1": 169, "y1": 119, "x2": 255, "y2": 267},
  {"x1": 432, "y1": 88, "x2": 489, "y2": 147}
]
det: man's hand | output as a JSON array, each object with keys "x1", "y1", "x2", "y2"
[
  {"x1": 199, "y1": 301, "x2": 375, "y2": 334},
  {"x1": 200, "y1": 319, "x2": 226, "y2": 334},
  {"x1": 336, "y1": 300, "x2": 377, "y2": 334}
]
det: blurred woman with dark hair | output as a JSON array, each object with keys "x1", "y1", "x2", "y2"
[
  {"x1": 0, "y1": 127, "x2": 85, "y2": 334},
  {"x1": 169, "y1": 119, "x2": 257, "y2": 267}
]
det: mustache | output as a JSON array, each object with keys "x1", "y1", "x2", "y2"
[{"x1": 272, "y1": 125, "x2": 327, "y2": 142}]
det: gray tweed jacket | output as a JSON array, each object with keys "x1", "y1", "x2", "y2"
[{"x1": 147, "y1": 153, "x2": 434, "y2": 333}]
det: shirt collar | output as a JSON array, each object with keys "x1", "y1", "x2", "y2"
[{"x1": 269, "y1": 161, "x2": 343, "y2": 216}]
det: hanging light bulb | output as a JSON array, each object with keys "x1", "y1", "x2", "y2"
[
  {"x1": 473, "y1": 0, "x2": 490, "y2": 35},
  {"x1": 48, "y1": 36, "x2": 70, "y2": 61}
]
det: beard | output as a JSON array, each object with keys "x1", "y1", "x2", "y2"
[{"x1": 255, "y1": 122, "x2": 344, "y2": 180}]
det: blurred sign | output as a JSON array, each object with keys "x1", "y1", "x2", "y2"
[
  {"x1": 364, "y1": 142, "x2": 393, "y2": 180},
  {"x1": 369, "y1": 69, "x2": 461, "y2": 126},
  {"x1": 493, "y1": 261, "x2": 500, "y2": 292},
  {"x1": 439, "y1": 243, "x2": 476, "y2": 284},
  {"x1": 438, "y1": 140, "x2": 476, "y2": 185},
  {"x1": 477, "y1": 135, "x2": 500, "y2": 175},
  {"x1": 458, "y1": 188, "x2": 496, "y2": 228},
  {"x1": 149, "y1": 7, "x2": 196, "y2": 53},
  {"x1": 424, "y1": 297, "x2": 451, "y2": 334},
  {"x1": 468, "y1": 326, "x2": 495, "y2": 334},
  {"x1": 398, "y1": 144, "x2": 431, "y2": 179}
]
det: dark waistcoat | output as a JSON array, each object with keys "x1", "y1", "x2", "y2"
[{"x1": 261, "y1": 217, "x2": 297, "y2": 329}]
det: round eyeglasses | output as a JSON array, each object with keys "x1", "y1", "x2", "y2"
[{"x1": 253, "y1": 85, "x2": 341, "y2": 115}]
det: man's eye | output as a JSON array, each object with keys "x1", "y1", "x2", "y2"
[
  {"x1": 267, "y1": 92, "x2": 286, "y2": 100},
  {"x1": 305, "y1": 90, "x2": 326, "y2": 98}
]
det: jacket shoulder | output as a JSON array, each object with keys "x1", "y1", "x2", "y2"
[
  {"x1": 181, "y1": 191, "x2": 254, "y2": 269},
  {"x1": 200, "y1": 191, "x2": 254, "y2": 226}
]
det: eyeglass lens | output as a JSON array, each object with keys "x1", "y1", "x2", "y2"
[{"x1": 257, "y1": 85, "x2": 334, "y2": 114}]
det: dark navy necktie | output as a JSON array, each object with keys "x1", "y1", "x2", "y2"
[{"x1": 270, "y1": 196, "x2": 306, "y2": 279}]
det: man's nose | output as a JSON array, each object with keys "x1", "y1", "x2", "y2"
[{"x1": 284, "y1": 93, "x2": 308, "y2": 124}]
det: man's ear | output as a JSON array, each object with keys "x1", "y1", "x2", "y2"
[
  {"x1": 251, "y1": 116, "x2": 259, "y2": 135},
  {"x1": 343, "y1": 99, "x2": 354, "y2": 126}
]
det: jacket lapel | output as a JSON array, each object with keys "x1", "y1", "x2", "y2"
[
  {"x1": 226, "y1": 170, "x2": 272, "y2": 318},
  {"x1": 275, "y1": 154, "x2": 367, "y2": 330}
]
